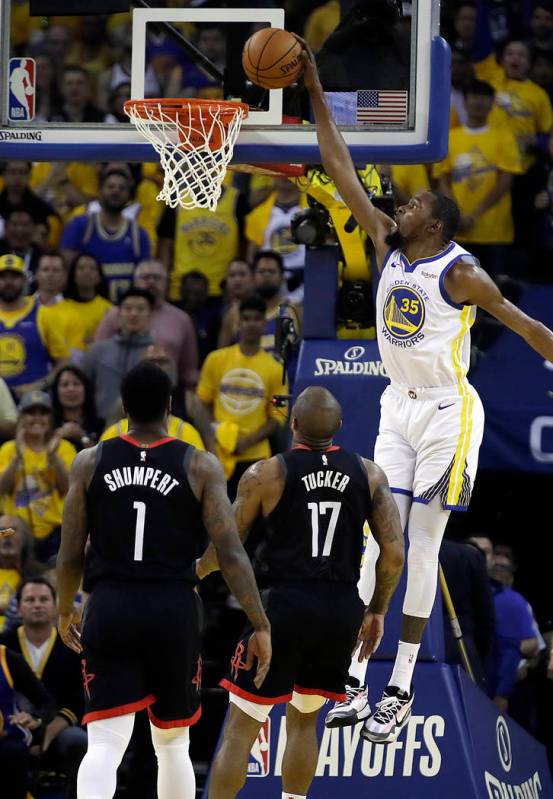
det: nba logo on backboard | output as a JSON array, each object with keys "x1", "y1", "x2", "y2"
[
  {"x1": 8, "y1": 58, "x2": 36, "y2": 121},
  {"x1": 247, "y1": 718, "x2": 270, "y2": 777}
]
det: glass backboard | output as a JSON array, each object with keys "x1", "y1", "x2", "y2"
[{"x1": 0, "y1": 0, "x2": 450, "y2": 164}]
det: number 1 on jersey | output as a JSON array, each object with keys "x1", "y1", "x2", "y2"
[
  {"x1": 308, "y1": 501, "x2": 341, "y2": 557},
  {"x1": 133, "y1": 501, "x2": 146, "y2": 561}
]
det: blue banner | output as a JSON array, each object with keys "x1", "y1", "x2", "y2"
[
  {"x1": 470, "y1": 285, "x2": 553, "y2": 473},
  {"x1": 294, "y1": 339, "x2": 386, "y2": 457},
  {"x1": 204, "y1": 663, "x2": 553, "y2": 798}
]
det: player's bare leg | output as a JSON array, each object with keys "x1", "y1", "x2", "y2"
[
  {"x1": 363, "y1": 497, "x2": 450, "y2": 743},
  {"x1": 326, "y1": 492, "x2": 411, "y2": 729},
  {"x1": 208, "y1": 704, "x2": 263, "y2": 799},
  {"x1": 281, "y1": 703, "x2": 322, "y2": 798}
]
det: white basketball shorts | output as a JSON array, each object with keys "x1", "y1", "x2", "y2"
[{"x1": 374, "y1": 382, "x2": 485, "y2": 511}]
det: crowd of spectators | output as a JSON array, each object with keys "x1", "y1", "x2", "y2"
[{"x1": 0, "y1": 0, "x2": 552, "y2": 796}]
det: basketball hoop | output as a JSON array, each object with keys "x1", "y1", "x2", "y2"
[{"x1": 124, "y1": 98, "x2": 249, "y2": 211}]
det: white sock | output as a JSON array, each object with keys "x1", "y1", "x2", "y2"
[
  {"x1": 150, "y1": 723, "x2": 196, "y2": 799},
  {"x1": 388, "y1": 641, "x2": 420, "y2": 694},
  {"x1": 282, "y1": 793, "x2": 306, "y2": 799}
]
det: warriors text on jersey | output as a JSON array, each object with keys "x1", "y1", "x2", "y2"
[
  {"x1": 255, "y1": 445, "x2": 371, "y2": 585},
  {"x1": 86, "y1": 435, "x2": 205, "y2": 586},
  {"x1": 376, "y1": 242, "x2": 476, "y2": 389}
]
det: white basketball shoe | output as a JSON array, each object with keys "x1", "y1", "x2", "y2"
[
  {"x1": 361, "y1": 685, "x2": 414, "y2": 743},
  {"x1": 324, "y1": 684, "x2": 371, "y2": 729}
]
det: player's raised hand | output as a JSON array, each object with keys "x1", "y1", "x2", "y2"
[
  {"x1": 58, "y1": 607, "x2": 83, "y2": 654},
  {"x1": 0, "y1": 527, "x2": 15, "y2": 539},
  {"x1": 292, "y1": 34, "x2": 320, "y2": 92},
  {"x1": 245, "y1": 628, "x2": 272, "y2": 689},
  {"x1": 356, "y1": 610, "x2": 385, "y2": 661}
]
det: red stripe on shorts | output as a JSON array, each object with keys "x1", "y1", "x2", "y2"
[
  {"x1": 219, "y1": 678, "x2": 292, "y2": 705},
  {"x1": 293, "y1": 685, "x2": 346, "y2": 701},
  {"x1": 148, "y1": 705, "x2": 202, "y2": 728},
  {"x1": 82, "y1": 694, "x2": 155, "y2": 724}
]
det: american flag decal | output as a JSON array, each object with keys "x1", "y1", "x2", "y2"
[{"x1": 357, "y1": 90, "x2": 408, "y2": 124}]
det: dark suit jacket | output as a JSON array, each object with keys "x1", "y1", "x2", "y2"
[
  {"x1": 0, "y1": 626, "x2": 83, "y2": 725},
  {"x1": 440, "y1": 538, "x2": 496, "y2": 690}
]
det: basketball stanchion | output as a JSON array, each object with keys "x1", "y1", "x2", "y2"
[{"x1": 439, "y1": 563, "x2": 475, "y2": 682}]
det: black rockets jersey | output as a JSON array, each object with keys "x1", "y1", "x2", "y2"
[
  {"x1": 255, "y1": 445, "x2": 371, "y2": 585},
  {"x1": 86, "y1": 435, "x2": 206, "y2": 585}
]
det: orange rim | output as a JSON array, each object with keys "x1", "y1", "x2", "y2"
[{"x1": 124, "y1": 98, "x2": 249, "y2": 124}]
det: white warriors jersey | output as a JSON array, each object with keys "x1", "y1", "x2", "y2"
[{"x1": 376, "y1": 241, "x2": 477, "y2": 389}]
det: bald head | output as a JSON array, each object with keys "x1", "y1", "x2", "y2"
[{"x1": 292, "y1": 387, "x2": 342, "y2": 442}]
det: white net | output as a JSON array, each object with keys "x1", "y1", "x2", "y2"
[{"x1": 125, "y1": 100, "x2": 248, "y2": 212}]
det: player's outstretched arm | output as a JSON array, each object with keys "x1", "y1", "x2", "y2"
[
  {"x1": 56, "y1": 448, "x2": 96, "y2": 653},
  {"x1": 297, "y1": 38, "x2": 395, "y2": 263},
  {"x1": 445, "y1": 260, "x2": 553, "y2": 362},
  {"x1": 190, "y1": 451, "x2": 271, "y2": 687},
  {"x1": 356, "y1": 461, "x2": 405, "y2": 660}
]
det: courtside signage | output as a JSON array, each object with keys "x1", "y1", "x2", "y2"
[{"x1": 215, "y1": 664, "x2": 553, "y2": 799}]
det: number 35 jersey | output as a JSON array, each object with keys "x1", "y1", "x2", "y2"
[
  {"x1": 86, "y1": 436, "x2": 205, "y2": 586},
  {"x1": 255, "y1": 446, "x2": 371, "y2": 585},
  {"x1": 376, "y1": 242, "x2": 477, "y2": 390}
]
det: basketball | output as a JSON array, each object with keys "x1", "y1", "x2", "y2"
[{"x1": 242, "y1": 27, "x2": 303, "y2": 90}]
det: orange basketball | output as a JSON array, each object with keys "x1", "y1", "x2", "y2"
[{"x1": 242, "y1": 27, "x2": 303, "y2": 90}]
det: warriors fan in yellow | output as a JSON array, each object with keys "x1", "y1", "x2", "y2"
[
  {"x1": 0, "y1": 254, "x2": 69, "y2": 397},
  {"x1": 301, "y1": 39, "x2": 553, "y2": 744},
  {"x1": 196, "y1": 296, "x2": 287, "y2": 497},
  {"x1": 434, "y1": 80, "x2": 523, "y2": 276},
  {"x1": 0, "y1": 392, "x2": 76, "y2": 564}
]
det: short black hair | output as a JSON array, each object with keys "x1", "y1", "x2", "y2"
[
  {"x1": 17, "y1": 576, "x2": 56, "y2": 603},
  {"x1": 182, "y1": 270, "x2": 209, "y2": 285},
  {"x1": 534, "y1": 1, "x2": 553, "y2": 14},
  {"x1": 118, "y1": 287, "x2": 155, "y2": 309},
  {"x1": 121, "y1": 361, "x2": 172, "y2": 424},
  {"x1": 429, "y1": 192, "x2": 460, "y2": 241},
  {"x1": 5, "y1": 207, "x2": 33, "y2": 222},
  {"x1": 464, "y1": 78, "x2": 495, "y2": 98},
  {"x1": 62, "y1": 64, "x2": 91, "y2": 80},
  {"x1": 99, "y1": 168, "x2": 134, "y2": 189},
  {"x1": 0, "y1": 161, "x2": 32, "y2": 174},
  {"x1": 253, "y1": 250, "x2": 284, "y2": 273},
  {"x1": 239, "y1": 295, "x2": 267, "y2": 316},
  {"x1": 37, "y1": 251, "x2": 65, "y2": 269}
]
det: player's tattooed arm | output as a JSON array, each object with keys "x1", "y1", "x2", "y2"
[
  {"x1": 446, "y1": 259, "x2": 553, "y2": 362},
  {"x1": 196, "y1": 457, "x2": 282, "y2": 579},
  {"x1": 355, "y1": 462, "x2": 404, "y2": 660},
  {"x1": 191, "y1": 451, "x2": 271, "y2": 687},
  {"x1": 296, "y1": 36, "x2": 395, "y2": 263},
  {"x1": 365, "y1": 461, "x2": 405, "y2": 615},
  {"x1": 56, "y1": 447, "x2": 96, "y2": 653}
]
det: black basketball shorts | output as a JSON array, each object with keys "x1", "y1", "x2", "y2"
[
  {"x1": 220, "y1": 581, "x2": 365, "y2": 705},
  {"x1": 80, "y1": 580, "x2": 203, "y2": 728}
]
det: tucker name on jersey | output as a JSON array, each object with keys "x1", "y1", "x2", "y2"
[{"x1": 301, "y1": 469, "x2": 351, "y2": 493}]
